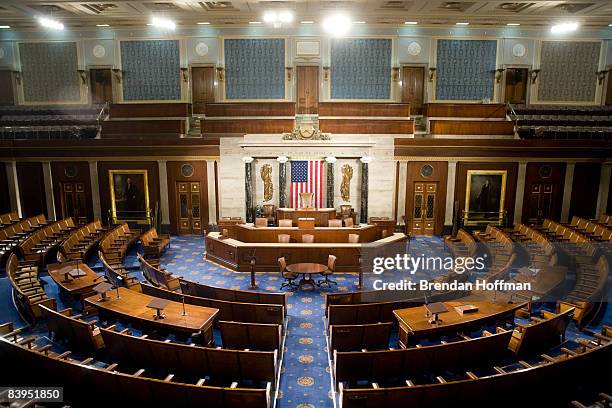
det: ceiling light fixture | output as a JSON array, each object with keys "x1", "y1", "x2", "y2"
[
  {"x1": 550, "y1": 22, "x2": 578, "y2": 33},
  {"x1": 456, "y1": 22, "x2": 469, "y2": 25},
  {"x1": 506, "y1": 23, "x2": 520, "y2": 26},
  {"x1": 96, "y1": 24, "x2": 110, "y2": 27},
  {"x1": 249, "y1": 21, "x2": 262, "y2": 25},
  {"x1": 38, "y1": 17, "x2": 64, "y2": 30},
  {"x1": 263, "y1": 10, "x2": 293, "y2": 28},
  {"x1": 404, "y1": 21, "x2": 418, "y2": 25},
  {"x1": 197, "y1": 22, "x2": 211, "y2": 25},
  {"x1": 300, "y1": 21, "x2": 314, "y2": 24},
  {"x1": 322, "y1": 14, "x2": 352, "y2": 37},
  {"x1": 353, "y1": 21, "x2": 366, "y2": 24},
  {"x1": 150, "y1": 16, "x2": 176, "y2": 30},
  {"x1": 0, "y1": 25, "x2": 10, "y2": 29}
]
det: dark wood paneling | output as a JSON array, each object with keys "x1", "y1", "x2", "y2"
[
  {"x1": 101, "y1": 120, "x2": 186, "y2": 136},
  {"x1": 570, "y1": 162, "x2": 601, "y2": 219},
  {"x1": 606, "y1": 74, "x2": 612, "y2": 106},
  {"x1": 0, "y1": 71, "x2": 15, "y2": 106},
  {"x1": 319, "y1": 102, "x2": 410, "y2": 117},
  {"x1": 191, "y1": 67, "x2": 215, "y2": 115},
  {"x1": 0, "y1": 163, "x2": 11, "y2": 213},
  {"x1": 16, "y1": 162, "x2": 47, "y2": 218},
  {"x1": 404, "y1": 161, "x2": 448, "y2": 234},
  {"x1": 522, "y1": 163, "x2": 566, "y2": 223},
  {"x1": 607, "y1": 175, "x2": 612, "y2": 215},
  {"x1": 204, "y1": 102, "x2": 295, "y2": 117},
  {"x1": 202, "y1": 119, "x2": 294, "y2": 135},
  {"x1": 424, "y1": 103, "x2": 507, "y2": 118},
  {"x1": 319, "y1": 119, "x2": 414, "y2": 134},
  {"x1": 90, "y1": 68, "x2": 113, "y2": 104},
  {"x1": 296, "y1": 66, "x2": 319, "y2": 115},
  {"x1": 97, "y1": 162, "x2": 160, "y2": 225},
  {"x1": 455, "y1": 162, "x2": 518, "y2": 224},
  {"x1": 167, "y1": 161, "x2": 209, "y2": 234},
  {"x1": 50, "y1": 162, "x2": 93, "y2": 222},
  {"x1": 429, "y1": 120, "x2": 514, "y2": 135},
  {"x1": 401, "y1": 67, "x2": 425, "y2": 115},
  {"x1": 504, "y1": 68, "x2": 528, "y2": 105},
  {"x1": 109, "y1": 103, "x2": 191, "y2": 118},
  {"x1": 394, "y1": 139, "x2": 611, "y2": 159}
]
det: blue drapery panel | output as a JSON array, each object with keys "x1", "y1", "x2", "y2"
[
  {"x1": 19, "y1": 42, "x2": 80, "y2": 102},
  {"x1": 538, "y1": 41, "x2": 600, "y2": 102},
  {"x1": 330, "y1": 38, "x2": 392, "y2": 99},
  {"x1": 224, "y1": 39, "x2": 285, "y2": 99},
  {"x1": 435, "y1": 39, "x2": 497, "y2": 101},
  {"x1": 120, "y1": 40, "x2": 181, "y2": 101}
]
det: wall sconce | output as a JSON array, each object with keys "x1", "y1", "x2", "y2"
[
  {"x1": 391, "y1": 67, "x2": 400, "y2": 82},
  {"x1": 180, "y1": 67, "x2": 189, "y2": 82},
  {"x1": 495, "y1": 68, "x2": 506, "y2": 83},
  {"x1": 11, "y1": 70, "x2": 22, "y2": 84},
  {"x1": 216, "y1": 67, "x2": 225, "y2": 82},
  {"x1": 597, "y1": 70, "x2": 609, "y2": 85},
  {"x1": 286, "y1": 67, "x2": 293, "y2": 82},
  {"x1": 323, "y1": 66, "x2": 330, "y2": 81},
  {"x1": 428, "y1": 67, "x2": 436, "y2": 82},
  {"x1": 112, "y1": 68, "x2": 122, "y2": 83},
  {"x1": 529, "y1": 69, "x2": 540, "y2": 84},
  {"x1": 77, "y1": 69, "x2": 87, "y2": 85}
]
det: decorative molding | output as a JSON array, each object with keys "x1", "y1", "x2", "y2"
[
  {"x1": 282, "y1": 126, "x2": 331, "y2": 140},
  {"x1": 260, "y1": 163, "x2": 273, "y2": 202},
  {"x1": 341, "y1": 164, "x2": 353, "y2": 202}
]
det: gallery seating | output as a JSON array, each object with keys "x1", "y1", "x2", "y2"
[
  {"x1": 99, "y1": 223, "x2": 141, "y2": 260},
  {"x1": 39, "y1": 304, "x2": 103, "y2": 351},
  {"x1": 18, "y1": 218, "x2": 76, "y2": 265},
  {"x1": 508, "y1": 307, "x2": 574, "y2": 355},
  {"x1": 59, "y1": 219, "x2": 106, "y2": 261},
  {"x1": 219, "y1": 321, "x2": 283, "y2": 352},
  {"x1": 6, "y1": 253, "x2": 56, "y2": 323},
  {"x1": 99, "y1": 250, "x2": 140, "y2": 289},
  {"x1": 444, "y1": 228, "x2": 477, "y2": 258},
  {"x1": 138, "y1": 254, "x2": 181, "y2": 291},
  {"x1": 1, "y1": 214, "x2": 49, "y2": 263},
  {"x1": 0, "y1": 211, "x2": 21, "y2": 227},
  {"x1": 179, "y1": 278, "x2": 288, "y2": 308},
  {"x1": 329, "y1": 322, "x2": 393, "y2": 352},
  {"x1": 140, "y1": 227, "x2": 170, "y2": 258}
]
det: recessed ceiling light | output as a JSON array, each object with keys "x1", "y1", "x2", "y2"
[
  {"x1": 551, "y1": 22, "x2": 578, "y2": 33},
  {"x1": 322, "y1": 14, "x2": 352, "y2": 37},
  {"x1": 38, "y1": 17, "x2": 64, "y2": 30},
  {"x1": 506, "y1": 23, "x2": 520, "y2": 26},
  {"x1": 96, "y1": 24, "x2": 110, "y2": 27},
  {"x1": 608, "y1": 23, "x2": 612, "y2": 27},
  {"x1": 151, "y1": 16, "x2": 176, "y2": 30},
  {"x1": 0, "y1": 25, "x2": 10, "y2": 29},
  {"x1": 300, "y1": 21, "x2": 314, "y2": 24},
  {"x1": 197, "y1": 22, "x2": 211, "y2": 25},
  {"x1": 456, "y1": 22, "x2": 469, "y2": 25},
  {"x1": 404, "y1": 21, "x2": 418, "y2": 25},
  {"x1": 249, "y1": 21, "x2": 262, "y2": 24},
  {"x1": 353, "y1": 21, "x2": 366, "y2": 24}
]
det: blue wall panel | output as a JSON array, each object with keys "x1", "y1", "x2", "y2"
[
  {"x1": 435, "y1": 39, "x2": 497, "y2": 101},
  {"x1": 121, "y1": 40, "x2": 181, "y2": 101},
  {"x1": 330, "y1": 38, "x2": 392, "y2": 99},
  {"x1": 224, "y1": 39, "x2": 285, "y2": 99}
]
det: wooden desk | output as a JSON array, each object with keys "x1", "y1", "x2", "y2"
[
  {"x1": 286, "y1": 262, "x2": 327, "y2": 290},
  {"x1": 85, "y1": 287, "x2": 218, "y2": 342},
  {"x1": 277, "y1": 208, "x2": 336, "y2": 227},
  {"x1": 393, "y1": 300, "x2": 527, "y2": 347},
  {"x1": 48, "y1": 261, "x2": 103, "y2": 300}
]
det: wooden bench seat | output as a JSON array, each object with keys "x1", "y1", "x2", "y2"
[{"x1": 219, "y1": 321, "x2": 282, "y2": 352}]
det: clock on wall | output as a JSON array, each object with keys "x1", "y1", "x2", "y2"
[
  {"x1": 512, "y1": 43, "x2": 527, "y2": 58},
  {"x1": 407, "y1": 41, "x2": 422, "y2": 56}
]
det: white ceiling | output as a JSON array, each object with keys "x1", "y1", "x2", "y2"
[{"x1": 0, "y1": 0, "x2": 610, "y2": 29}]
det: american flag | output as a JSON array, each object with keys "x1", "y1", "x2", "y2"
[{"x1": 290, "y1": 160, "x2": 324, "y2": 208}]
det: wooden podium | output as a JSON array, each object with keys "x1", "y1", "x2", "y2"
[{"x1": 277, "y1": 208, "x2": 336, "y2": 227}]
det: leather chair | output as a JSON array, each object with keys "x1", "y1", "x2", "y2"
[
  {"x1": 318, "y1": 254, "x2": 337, "y2": 286},
  {"x1": 278, "y1": 257, "x2": 298, "y2": 290},
  {"x1": 348, "y1": 234, "x2": 359, "y2": 243},
  {"x1": 278, "y1": 219, "x2": 293, "y2": 227},
  {"x1": 278, "y1": 234, "x2": 290, "y2": 243},
  {"x1": 299, "y1": 192, "x2": 314, "y2": 209},
  {"x1": 262, "y1": 204, "x2": 276, "y2": 225},
  {"x1": 302, "y1": 234, "x2": 314, "y2": 243},
  {"x1": 343, "y1": 217, "x2": 354, "y2": 227},
  {"x1": 328, "y1": 219, "x2": 342, "y2": 227},
  {"x1": 255, "y1": 217, "x2": 268, "y2": 227}
]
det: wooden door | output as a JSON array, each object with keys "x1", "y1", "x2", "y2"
[
  {"x1": 0, "y1": 70, "x2": 14, "y2": 105},
  {"x1": 177, "y1": 182, "x2": 202, "y2": 235},
  {"x1": 401, "y1": 66, "x2": 425, "y2": 115},
  {"x1": 90, "y1": 68, "x2": 113, "y2": 104},
  {"x1": 411, "y1": 182, "x2": 437, "y2": 236},
  {"x1": 59, "y1": 182, "x2": 88, "y2": 225},
  {"x1": 296, "y1": 66, "x2": 319, "y2": 114},
  {"x1": 191, "y1": 67, "x2": 215, "y2": 114},
  {"x1": 606, "y1": 73, "x2": 612, "y2": 106},
  {"x1": 504, "y1": 68, "x2": 528, "y2": 104},
  {"x1": 524, "y1": 183, "x2": 555, "y2": 224}
]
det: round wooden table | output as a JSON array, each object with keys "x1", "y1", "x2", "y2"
[{"x1": 286, "y1": 262, "x2": 328, "y2": 290}]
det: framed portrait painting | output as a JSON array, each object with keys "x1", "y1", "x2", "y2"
[
  {"x1": 464, "y1": 170, "x2": 507, "y2": 225},
  {"x1": 109, "y1": 170, "x2": 150, "y2": 222}
]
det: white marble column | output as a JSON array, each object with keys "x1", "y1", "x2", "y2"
[
  {"x1": 396, "y1": 161, "x2": 407, "y2": 225},
  {"x1": 6, "y1": 161, "x2": 21, "y2": 217},
  {"x1": 513, "y1": 162, "x2": 528, "y2": 225},
  {"x1": 444, "y1": 161, "x2": 457, "y2": 226},
  {"x1": 206, "y1": 160, "x2": 218, "y2": 227},
  {"x1": 157, "y1": 160, "x2": 170, "y2": 227},
  {"x1": 88, "y1": 161, "x2": 102, "y2": 221},
  {"x1": 41, "y1": 161, "x2": 56, "y2": 220},
  {"x1": 596, "y1": 163, "x2": 611, "y2": 217},
  {"x1": 560, "y1": 162, "x2": 576, "y2": 223}
]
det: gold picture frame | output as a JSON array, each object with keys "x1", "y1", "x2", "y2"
[
  {"x1": 109, "y1": 169, "x2": 150, "y2": 223},
  {"x1": 464, "y1": 170, "x2": 507, "y2": 226}
]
